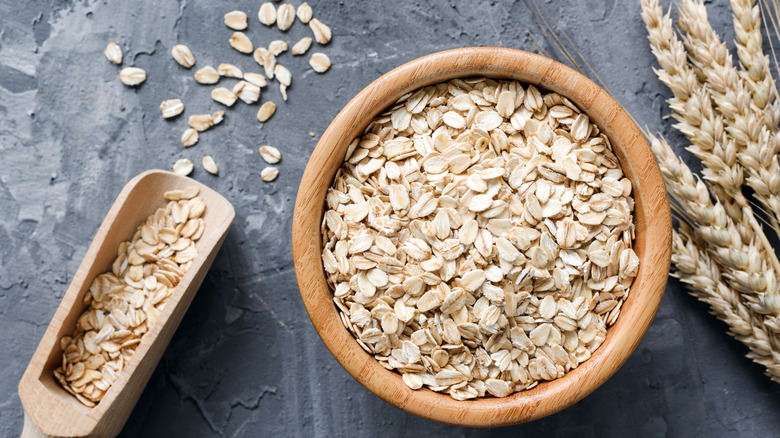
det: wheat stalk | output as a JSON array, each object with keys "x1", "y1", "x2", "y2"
[
  {"x1": 672, "y1": 226, "x2": 780, "y2": 381},
  {"x1": 677, "y1": 0, "x2": 780, "y2": 234},
  {"x1": 650, "y1": 132, "x2": 780, "y2": 313},
  {"x1": 732, "y1": 0, "x2": 780, "y2": 128},
  {"x1": 641, "y1": 0, "x2": 746, "y2": 225},
  {"x1": 643, "y1": 0, "x2": 780, "y2": 307}
]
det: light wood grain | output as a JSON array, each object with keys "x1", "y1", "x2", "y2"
[
  {"x1": 291, "y1": 47, "x2": 672, "y2": 427},
  {"x1": 18, "y1": 170, "x2": 235, "y2": 437}
]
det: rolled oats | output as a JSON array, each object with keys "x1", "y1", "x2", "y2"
[
  {"x1": 291, "y1": 37, "x2": 313, "y2": 55},
  {"x1": 188, "y1": 111, "x2": 224, "y2": 132},
  {"x1": 54, "y1": 188, "x2": 206, "y2": 406},
  {"x1": 202, "y1": 155, "x2": 219, "y2": 175},
  {"x1": 173, "y1": 158, "x2": 193, "y2": 176},
  {"x1": 253, "y1": 47, "x2": 277, "y2": 79},
  {"x1": 259, "y1": 145, "x2": 281, "y2": 164},
  {"x1": 258, "y1": 2, "x2": 277, "y2": 26},
  {"x1": 181, "y1": 128, "x2": 199, "y2": 147},
  {"x1": 159, "y1": 99, "x2": 184, "y2": 119},
  {"x1": 229, "y1": 32, "x2": 254, "y2": 54},
  {"x1": 218, "y1": 63, "x2": 243, "y2": 78},
  {"x1": 119, "y1": 67, "x2": 146, "y2": 86},
  {"x1": 256, "y1": 101, "x2": 276, "y2": 122},
  {"x1": 309, "y1": 18, "x2": 331, "y2": 44},
  {"x1": 261, "y1": 166, "x2": 279, "y2": 181},
  {"x1": 297, "y1": 2, "x2": 313, "y2": 23},
  {"x1": 244, "y1": 72, "x2": 268, "y2": 88},
  {"x1": 224, "y1": 10, "x2": 248, "y2": 30},
  {"x1": 309, "y1": 53, "x2": 331, "y2": 73},
  {"x1": 211, "y1": 87, "x2": 238, "y2": 106},
  {"x1": 171, "y1": 44, "x2": 195, "y2": 68},
  {"x1": 276, "y1": 3, "x2": 295, "y2": 31},
  {"x1": 274, "y1": 64, "x2": 291, "y2": 86},
  {"x1": 104, "y1": 42, "x2": 122, "y2": 65},
  {"x1": 269, "y1": 40, "x2": 288, "y2": 56},
  {"x1": 233, "y1": 80, "x2": 261, "y2": 104},
  {"x1": 194, "y1": 65, "x2": 220, "y2": 84},
  {"x1": 322, "y1": 78, "x2": 638, "y2": 400}
]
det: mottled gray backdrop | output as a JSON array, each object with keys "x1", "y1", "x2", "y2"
[{"x1": 1, "y1": 0, "x2": 779, "y2": 436}]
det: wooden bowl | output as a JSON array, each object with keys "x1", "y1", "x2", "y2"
[
  {"x1": 19, "y1": 170, "x2": 235, "y2": 437},
  {"x1": 292, "y1": 47, "x2": 671, "y2": 426}
]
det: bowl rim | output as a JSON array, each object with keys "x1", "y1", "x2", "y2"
[{"x1": 292, "y1": 47, "x2": 671, "y2": 427}]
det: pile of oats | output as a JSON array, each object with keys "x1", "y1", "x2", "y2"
[
  {"x1": 54, "y1": 187, "x2": 207, "y2": 406},
  {"x1": 321, "y1": 78, "x2": 640, "y2": 400}
]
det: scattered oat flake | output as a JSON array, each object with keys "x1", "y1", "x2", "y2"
[
  {"x1": 211, "y1": 87, "x2": 238, "y2": 106},
  {"x1": 297, "y1": 2, "x2": 312, "y2": 23},
  {"x1": 119, "y1": 67, "x2": 146, "y2": 86},
  {"x1": 261, "y1": 167, "x2": 279, "y2": 181},
  {"x1": 160, "y1": 99, "x2": 185, "y2": 119},
  {"x1": 253, "y1": 47, "x2": 277, "y2": 79},
  {"x1": 309, "y1": 53, "x2": 331, "y2": 73},
  {"x1": 229, "y1": 32, "x2": 253, "y2": 54},
  {"x1": 244, "y1": 72, "x2": 267, "y2": 87},
  {"x1": 276, "y1": 3, "x2": 295, "y2": 31},
  {"x1": 171, "y1": 44, "x2": 195, "y2": 68},
  {"x1": 224, "y1": 10, "x2": 248, "y2": 30},
  {"x1": 194, "y1": 65, "x2": 220, "y2": 84},
  {"x1": 233, "y1": 80, "x2": 261, "y2": 104},
  {"x1": 309, "y1": 18, "x2": 331, "y2": 44},
  {"x1": 258, "y1": 2, "x2": 276, "y2": 26},
  {"x1": 291, "y1": 37, "x2": 312, "y2": 55},
  {"x1": 173, "y1": 158, "x2": 193, "y2": 175},
  {"x1": 257, "y1": 101, "x2": 276, "y2": 122},
  {"x1": 181, "y1": 128, "x2": 199, "y2": 147},
  {"x1": 202, "y1": 155, "x2": 219, "y2": 175},
  {"x1": 259, "y1": 145, "x2": 281, "y2": 164},
  {"x1": 269, "y1": 40, "x2": 288, "y2": 56},
  {"x1": 104, "y1": 42, "x2": 122, "y2": 65},
  {"x1": 218, "y1": 63, "x2": 243, "y2": 78},
  {"x1": 274, "y1": 64, "x2": 291, "y2": 86},
  {"x1": 280, "y1": 84, "x2": 288, "y2": 101},
  {"x1": 189, "y1": 114, "x2": 214, "y2": 132}
]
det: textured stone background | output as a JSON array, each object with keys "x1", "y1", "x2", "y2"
[{"x1": 2, "y1": 0, "x2": 780, "y2": 436}]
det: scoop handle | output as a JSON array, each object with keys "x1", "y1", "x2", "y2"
[{"x1": 21, "y1": 412, "x2": 52, "y2": 438}]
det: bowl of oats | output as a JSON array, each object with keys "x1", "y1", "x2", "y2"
[{"x1": 292, "y1": 47, "x2": 671, "y2": 426}]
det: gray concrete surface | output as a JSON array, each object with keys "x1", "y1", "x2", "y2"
[{"x1": 1, "y1": 0, "x2": 779, "y2": 436}]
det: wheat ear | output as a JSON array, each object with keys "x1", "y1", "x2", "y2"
[
  {"x1": 678, "y1": 0, "x2": 780, "y2": 233},
  {"x1": 731, "y1": 0, "x2": 780, "y2": 128},
  {"x1": 672, "y1": 227, "x2": 780, "y2": 381},
  {"x1": 641, "y1": 0, "x2": 746, "y2": 224},
  {"x1": 650, "y1": 133, "x2": 780, "y2": 315}
]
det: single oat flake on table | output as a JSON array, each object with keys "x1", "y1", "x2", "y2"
[
  {"x1": 54, "y1": 187, "x2": 207, "y2": 406},
  {"x1": 321, "y1": 77, "x2": 639, "y2": 400}
]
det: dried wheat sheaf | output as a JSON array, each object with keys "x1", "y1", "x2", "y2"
[{"x1": 641, "y1": 0, "x2": 780, "y2": 382}]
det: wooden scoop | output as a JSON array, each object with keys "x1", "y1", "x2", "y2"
[{"x1": 18, "y1": 170, "x2": 235, "y2": 437}]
